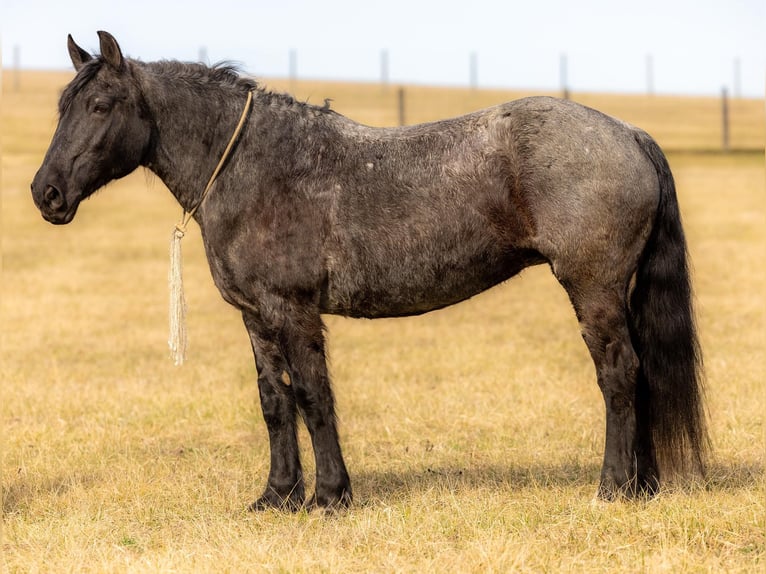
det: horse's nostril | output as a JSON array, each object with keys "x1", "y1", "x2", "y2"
[
  {"x1": 43, "y1": 185, "x2": 64, "y2": 208},
  {"x1": 44, "y1": 185, "x2": 59, "y2": 202}
]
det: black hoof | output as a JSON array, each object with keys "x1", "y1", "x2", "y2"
[
  {"x1": 306, "y1": 487, "x2": 353, "y2": 513},
  {"x1": 636, "y1": 469, "x2": 660, "y2": 497},
  {"x1": 248, "y1": 485, "x2": 305, "y2": 512},
  {"x1": 597, "y1": 469, "x2": 660, "y2": 501},
  {"x1": 597, "y1": 478, "x2": 620, "y2": 501}
]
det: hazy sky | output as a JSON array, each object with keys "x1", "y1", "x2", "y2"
[{"x1": 3, "y1": 0, "x2": 764, "y2": 96}]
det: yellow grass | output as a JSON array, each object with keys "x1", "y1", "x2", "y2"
[{"x1": 2, "y1": 70, "x2": 764, "y2": 572}]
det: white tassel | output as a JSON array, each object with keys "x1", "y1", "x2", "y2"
[
  {"x1": 168, "y1": 225, "x2": 188, "y2": 365},
  {"x1": 164, "y1": 91, "x2": 254, "y2": 366}
]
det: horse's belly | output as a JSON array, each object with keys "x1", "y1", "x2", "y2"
[{"x1": 321, "y1": 247, "x2": 543, "y2": 319}]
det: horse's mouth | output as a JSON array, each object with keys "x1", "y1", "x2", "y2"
[
  {"x1": 38, "y1": 194, "x2": 80, "y2": 225},
  {"x1": 32, "y1": 182, "x2": 81, "y2": 225},
  {"x1": 41, "y1": 206, "x2": 78, "y2": 225}
]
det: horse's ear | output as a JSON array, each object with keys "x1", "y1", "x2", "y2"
[
  {"x1": 67, "y1": 34, "x2": 92, "y2": 72},
  {"x1": 97, "y1": 30, "x2": 124, "y2": 71}
]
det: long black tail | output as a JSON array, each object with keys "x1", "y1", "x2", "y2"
[{"x1": 630, "y1": 129, "x2": 709, "y2": 481}]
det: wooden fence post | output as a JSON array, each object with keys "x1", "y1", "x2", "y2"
[
  {"x1": 398, "y1": 86, "x2": 406, "y2": 126},
  {"x1": 289, "y1": 49, "x2": 297, "y2": 92},
  {"x1": 381, "y1": 50, "x2": 389, "y2": 90},
  {"x1": 721, "y1": 87, "x2": 730, "y2": 152},
  {"x1": 14, "y1": 45, "x2": 21, "y2": 92}
]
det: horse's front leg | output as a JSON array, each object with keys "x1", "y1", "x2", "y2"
[
  {"x1": 243, "y1": 303, "x2": 351, "y2": 511},
  {"x1": 279, "y1": 306, "x2": 352, "y2": 510},
  {"x1": 243, "y1": 311, "x2": 305, "y2": 511}
]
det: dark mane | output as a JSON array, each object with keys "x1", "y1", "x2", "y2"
[
  {"x1": 253, "y1": 85, "x2": 335, "y2": 116},
  {"x1": 143, "y1": 60, "x2": 334, "y2": 115},
  {"x1": 60, "y1": 57, "x2": 332, "y2": 118},
  {"x1": 145, "y1": 59, "x2": 257, "y2": 93}
]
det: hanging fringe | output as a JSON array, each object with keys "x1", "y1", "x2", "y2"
[
  {"x1": 165, "y1": 90, "x2": 254, "y2": 366},
  {"x1": 168, "y1": 224, "x2": 188, "y2": 366}
]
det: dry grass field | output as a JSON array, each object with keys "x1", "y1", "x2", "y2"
[{"x1": 2, "y1": 69, "x2": 764, "y2": 572}]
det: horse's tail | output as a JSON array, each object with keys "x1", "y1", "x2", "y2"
[{"x1": 630, "y1": 129, "x2": 709, "y2": 482}]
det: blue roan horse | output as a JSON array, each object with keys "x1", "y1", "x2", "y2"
[{"x1": 32, "y1": 32, "x2": 707, "y2": 510}]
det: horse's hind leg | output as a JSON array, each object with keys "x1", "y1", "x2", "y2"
[{"x1": 557, "y1": 277, "x2": 657, "y2": 499}]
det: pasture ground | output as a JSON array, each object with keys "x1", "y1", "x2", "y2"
[{"x1": 2, "y1": 70, "x2": 764, "y2": 572}]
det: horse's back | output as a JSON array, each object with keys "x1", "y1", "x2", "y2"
[
  {"x1": 320, "y1": 97, "x2": 661, "y2": 317},
  {"x1": 321, "y1": 105, "x2": 541, "y2": 317}
]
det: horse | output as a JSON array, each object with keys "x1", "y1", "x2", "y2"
[{"x1": 31, "y1": 31, "x2": 707, "y2": 511}]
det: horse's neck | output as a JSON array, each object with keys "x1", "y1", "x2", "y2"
[{"x1": 139, "y1": 70, "x2": 247, "y2": 212}]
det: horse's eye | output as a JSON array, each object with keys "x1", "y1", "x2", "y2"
[{"x1": 93, "y1": 101, "x2": 111, "y2": 114}]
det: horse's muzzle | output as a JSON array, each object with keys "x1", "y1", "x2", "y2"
[{"x1": 31, "y1": 177, "x2": 78, "y2": 225}]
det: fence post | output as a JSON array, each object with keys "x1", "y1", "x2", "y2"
[
  {"x1": 289, "y1": 49, "x2": 297, "y2": 92},
  {"x1": 560, "y1": 53, "x2": 569, "y2": 100},
  {"x1": 721, "y1": 87, "x2": 730, "y2": 152},
  {"x1": 381, "y1": 50, "x2": 389, "y2": 90},
  {"x1": 14, "y1": 45, "x2": 21, "y2": 92},
  {"x1": 646, "y1": 54, "x2": 654, "y2": 96},
  {"x1": 397, "y1": 86, "x2": 406, "y2": 126}
]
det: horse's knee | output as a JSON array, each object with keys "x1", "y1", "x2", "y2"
[
  {"x1": 292, "y1": 376, "x2": 336, "y2": 427},
  {"x1": 283, "y1": 344, "x2": 335, "y2": 423},
  {"x1": 257, "y1": 370, "x2": 295, "y2": 425}
]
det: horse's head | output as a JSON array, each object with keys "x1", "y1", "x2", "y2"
[{"x1": 31, "y1": 31, "x2": 152, "y2": 224}]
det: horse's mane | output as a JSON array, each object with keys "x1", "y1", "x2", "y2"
[
  {"x1": 146, "y1": 59, "x2": 257, "y2": 91},
  {"x1": 146, "y1": 60, "x2": 333, "y2": 115},
  {"x1": 59, "y1": 57, "x2": 334, "y2": 118}
]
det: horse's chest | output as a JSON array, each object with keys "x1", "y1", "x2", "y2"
[{"x1": 201, "y1": 214, "x2": 327, "y2": 309}]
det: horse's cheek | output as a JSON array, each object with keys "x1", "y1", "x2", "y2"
[{"x1": 114, "y1": 117, "x2": 150, "y2": 169}]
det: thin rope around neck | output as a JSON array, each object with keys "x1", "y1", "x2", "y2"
[{"x1": 169, "y1": 90, "x2": 254, "y2": 365}]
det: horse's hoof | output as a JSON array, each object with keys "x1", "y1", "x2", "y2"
[
  {"x1": 597, "y1": 471, "x2": 660, "y2": 501},
  {"x1": 248, "y1": 487, "x2": 305, "y2": 512},
  {"x1": 305, "y1": 488, "x2": 353, "y2": 513},
  {"x1": 596, "y1": 480, "x2": 619, "y2": 501},
  {"x1": 636, "y1": 469, "x2": 660, "y2": 497}
]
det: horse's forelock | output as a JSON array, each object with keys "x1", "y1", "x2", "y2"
[{"x1": 59, "y1": 59, "x2": 102, "y2": 115}]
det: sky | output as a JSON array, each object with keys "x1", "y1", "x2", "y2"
[{"x1": 2, "y1": 0, "x2": 764, "y2": 97}]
